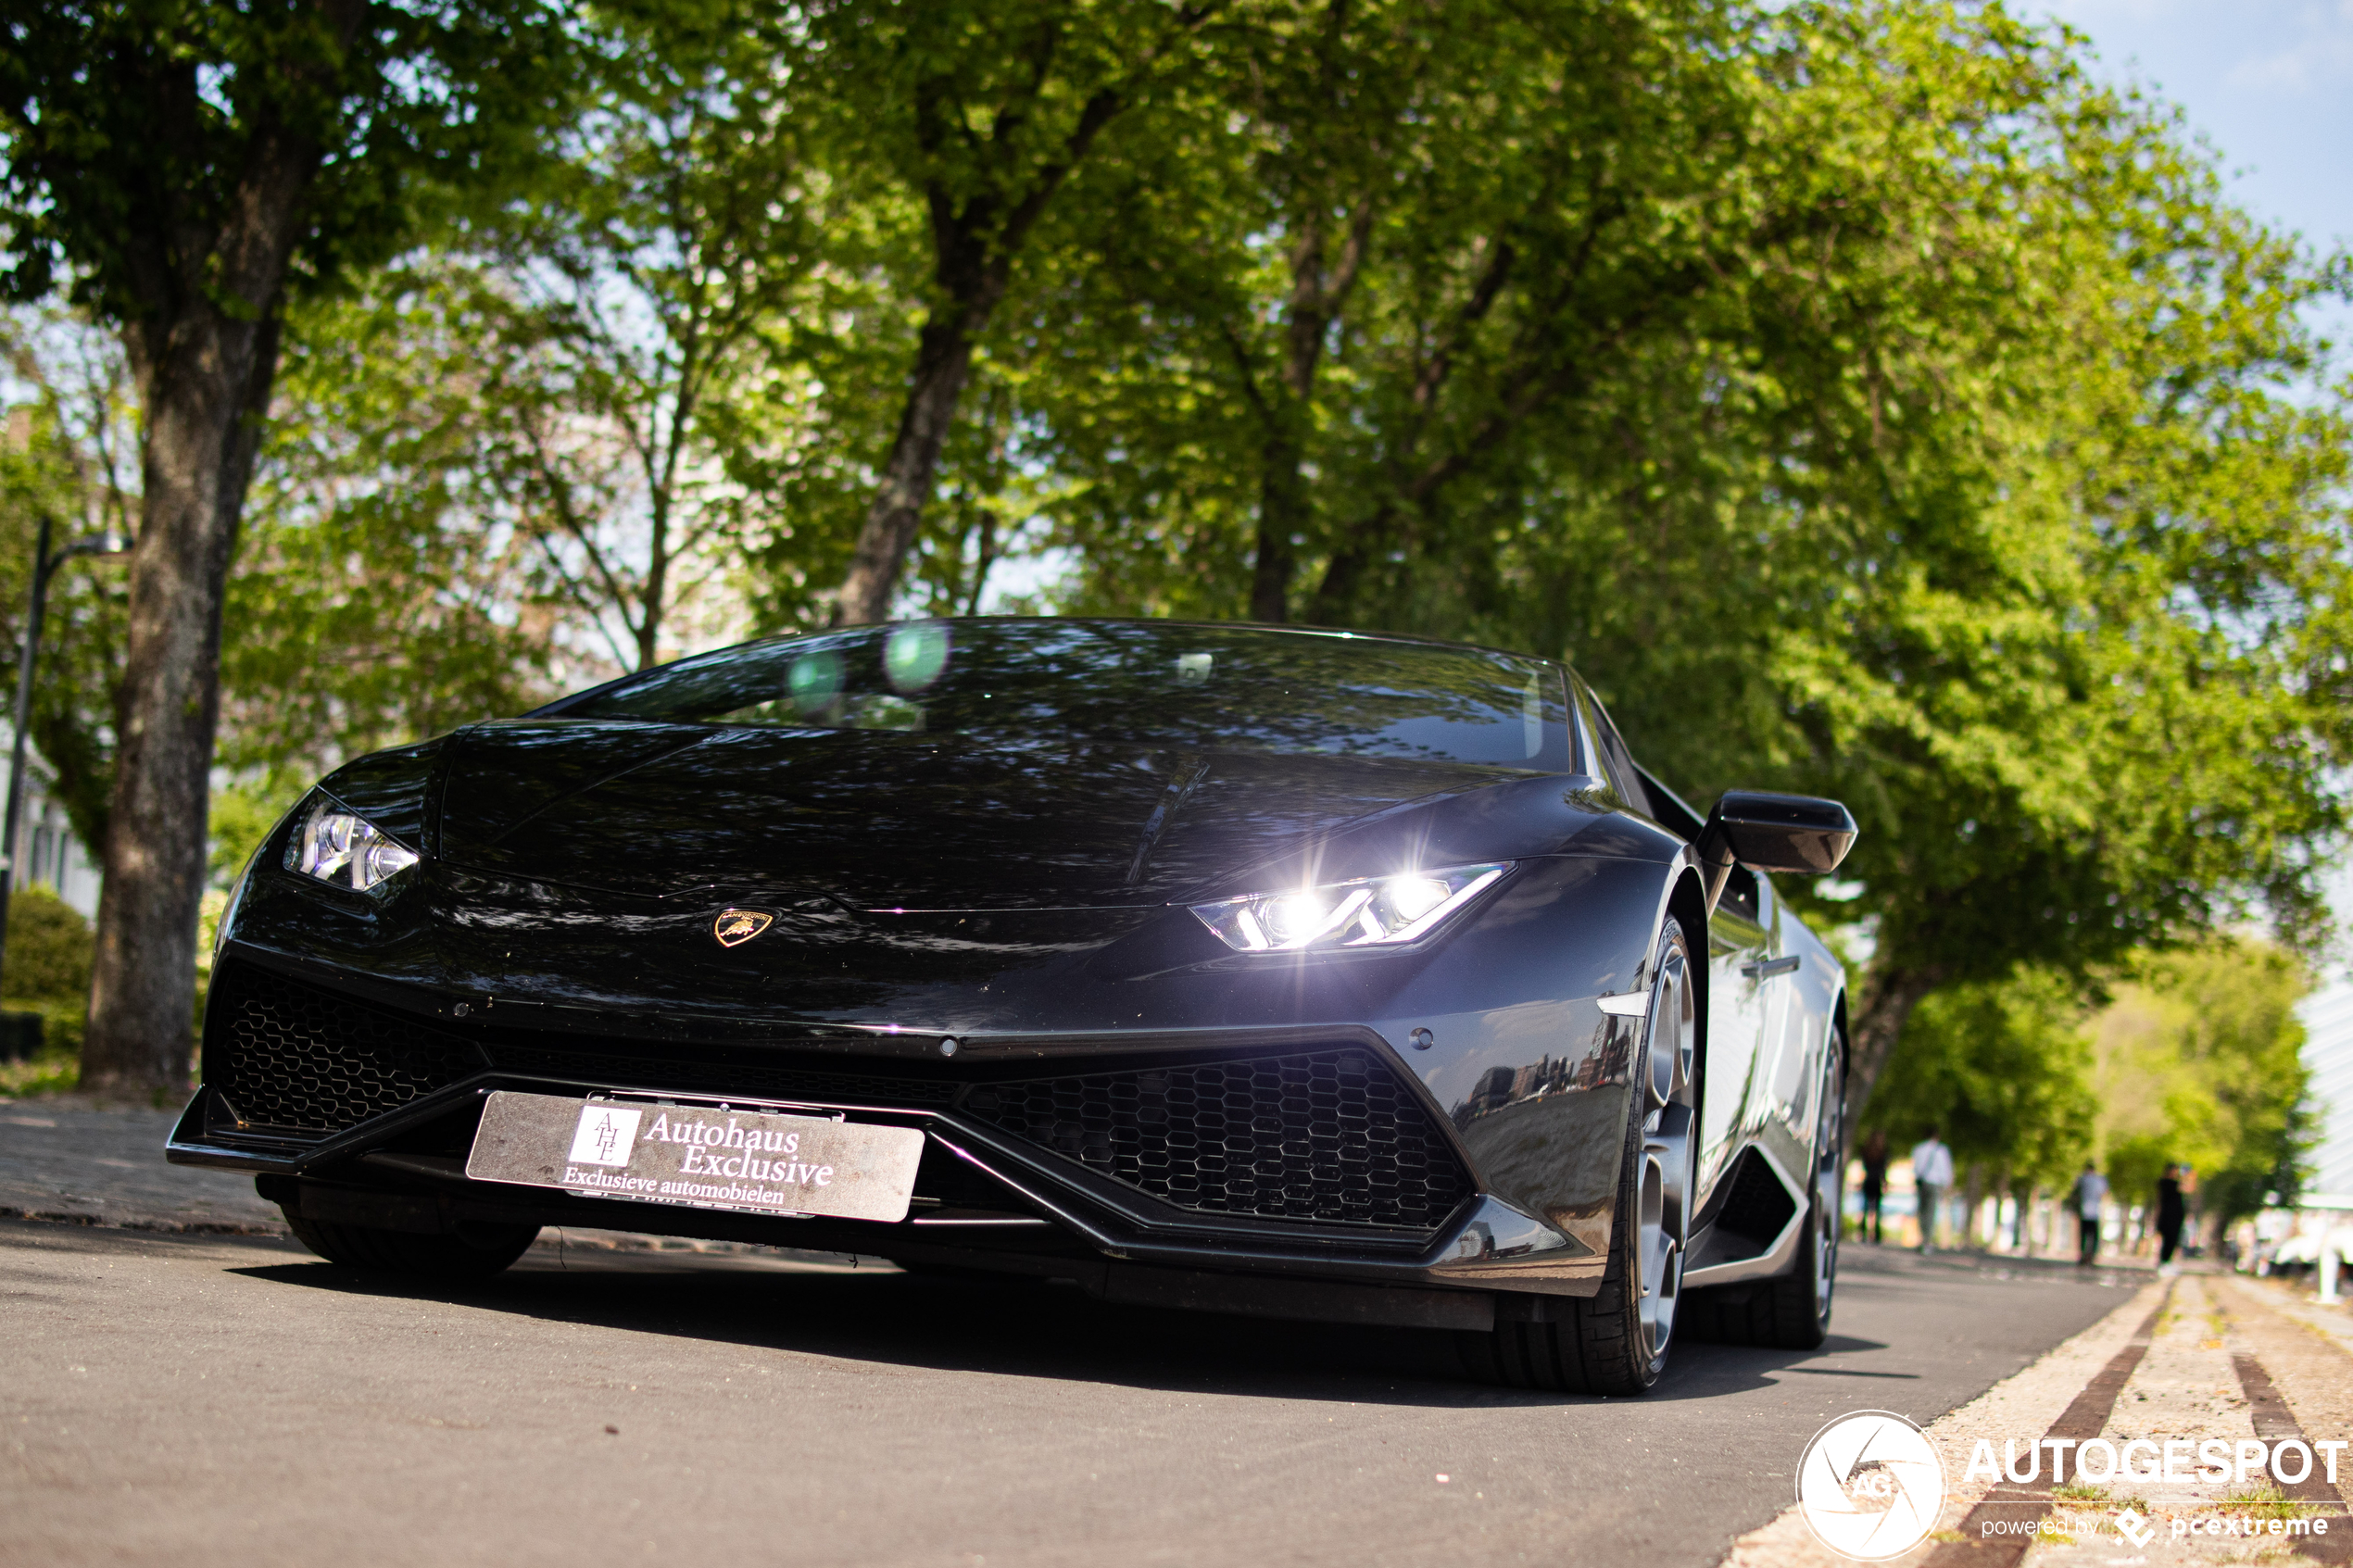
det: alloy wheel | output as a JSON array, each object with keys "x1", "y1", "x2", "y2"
[
  {"x1": 1637, "y1": 925, "x2": 1699, "y2": 1365},
  {"x1": 1811, "y1": 1047, "x2": 1844, "y2": 1317}
]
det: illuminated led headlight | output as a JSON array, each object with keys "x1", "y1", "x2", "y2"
[
  {"x1": 1189, "y1": 863, "x2": 1510, "y2": 952},
  {"x1": 289, "y1": 800, "x2": 421, "y2": 892}
]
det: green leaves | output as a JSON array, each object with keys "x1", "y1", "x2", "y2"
[
  {"x1": 1862, "y1": 939, "x2": 2314, "y2": 1230},
  {"x1": 941, "y1": 0, "x2": 2351, "y2": 1102},
  {"x1": 0, "y1": 0, "x2": 577, "y2": 336},
  {"x1": 6, "y1": 0, "x2": 2340, "y2": 1107},
  {"x1": 1863, "y1": 965, "x2": 2101, "y2": 1191}
]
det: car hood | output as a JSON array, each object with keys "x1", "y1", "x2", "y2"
[{"x1": 431, "y1": 720, "x2": 1525, "y2": 909}]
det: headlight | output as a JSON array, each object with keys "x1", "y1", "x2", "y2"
[
  {"x1": 1189, "y1": 862, "x2": 1509, "y2": 952},
  {"x1": 289, "y1": 800, "x2": 421, "y2": 892}
]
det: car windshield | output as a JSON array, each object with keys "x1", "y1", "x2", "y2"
[{"x1": 556, "y1": 620, "x2": 1575, "y2": 771}]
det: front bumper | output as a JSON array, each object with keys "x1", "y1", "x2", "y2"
[{"x1": 175, "y1": 955, "x2": 1603, "y2": 1321}]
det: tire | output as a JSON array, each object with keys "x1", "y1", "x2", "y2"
[
  {"x1": 283, "y1": 1209, "x2": 539, "y2": 1280},
  {"x1": 1458, "y1": 915, "x2": 1698, "y2": 1395},
  {"x1": 1681, "y1": 1036, "x2": 1843, "y2": 1349}
]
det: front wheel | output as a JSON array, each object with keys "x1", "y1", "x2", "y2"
[{"x1": 1458, "y1": 915, "x2": 1698, "y2": 1394}]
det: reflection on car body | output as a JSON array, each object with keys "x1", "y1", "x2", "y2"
[{"x1": 173, "y1": 618, "x2": 1856, "y2": 1394}]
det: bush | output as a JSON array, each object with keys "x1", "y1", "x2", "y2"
[
  {"x1": 0, "y1": 1023, "x2": 78, "y2": 1097},
  {"x1": 2, "y1": 885, "x2": 93, "y2": 1002},
  {"x1": 0, "y1": 891, "x2": 94, "y2": 1095},
  {"x1": 21, "y1": 994, "x2": 85, "y2": 1056}
]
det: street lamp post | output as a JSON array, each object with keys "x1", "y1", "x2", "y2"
[{"x1": 0, "y1": 517, "x2": 133, "y2": 1001}]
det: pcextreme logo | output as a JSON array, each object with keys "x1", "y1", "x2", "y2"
[{"x1": 1796, "y1": 1411, "x2": 1948, "y2": 1562}]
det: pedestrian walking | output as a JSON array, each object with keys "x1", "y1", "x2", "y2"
[
  {"x1": 1911, "y1": 1129, "x2": 1953, "y2": 1252},
  {"x1": 1859, "y1": 1129, "x2": 1890, "y2": 1244},
  {"x1": 2068, "y1": 1160, "x2": 2108, "y2": 1265},
  {"x1": 2156, "y1": 1163, "x2": 2186, "y2": 1273}
]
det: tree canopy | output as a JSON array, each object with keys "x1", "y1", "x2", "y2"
[
  {"x1": 1015, "y1": 0, "x2": 2353, "y2": 1096},
  {"x1": 0, "y1": 0, "x2": 577, "y2": 1092},
  {"x1": 1865, "y1": 941, "x2": 2316, "y2": 1237},
  {"x1": 0, "y1": 0, "x2": 2345, "y2": 1106}
]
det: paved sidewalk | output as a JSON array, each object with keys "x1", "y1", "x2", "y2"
[
  {"x1": 1721, "y1": 1270, "x2": 2353, "y2": 1568},
  {"x1": 0, "y1": 1098, "x2": 281, "y2": 1232}
]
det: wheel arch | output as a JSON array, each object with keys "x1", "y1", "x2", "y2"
[
  {"x1": 1665, "y1": 865, "x2": 1711, "y2": 1128},
  {"x1": 1819, "y1": 985, "x2": 1852, "y2": 1169}
]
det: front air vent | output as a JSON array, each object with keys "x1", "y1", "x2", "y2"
[
  {"x1": 206, "y1": 961, "x2": 487, "y2": 1134},
  {"x1": 957, "y1": 1048, "x2": 1471, "y2": 1230},
  {"x1": 1698, "y1": 1146, "x2": 1800, "y2": 1263}
]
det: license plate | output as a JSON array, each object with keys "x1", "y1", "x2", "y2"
[{"x1": 465, "y1": 1090, "x2": 925, "y2": 1223}]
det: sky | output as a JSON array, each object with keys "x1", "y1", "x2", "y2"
[{"x1": 2043, "y1": 0, "x2": 2353, "y2": 343}]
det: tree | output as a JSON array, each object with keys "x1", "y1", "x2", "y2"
[
  {"x1": 1738, "y1": 6, "x2": 2353, "y2": 1113},
  {"x1": 218, "y1": 280, "x2": 563, "y2": 808},
  {"x1": 811, "y1": 0, "x2": 1222, "y2": 625},
  {"x1": 1007, "y1": 1, "x2": 2351, "y2": 1117},
  {"x1": 2091, "y1": 942, "x2": 2315, "y2": 1244},
  {"x1": 461, "y1": 6, "x2": 824, "y2": 671},
  {"x1": 204, "y1": 0, "x2": 837, "y2": 849},
  {"x1": 1026, "y1": 0, "x2": 1768, "y2": 624},
  {"x1": 198, "y1": 3, "x2": 875, "y2": 882},
  {"x1": 0, "y1": 310, "x2": 135, "y2": 854},
  {"x1": 0, "y1": 0, "x2": 571, "y2": 1095},
  {"x1": 1861, "y1": 967, "x2": 2098, "y2": 1234},
  {"x1": 1863, "y1": 941, "x2": 2313, "y2": 1250}
]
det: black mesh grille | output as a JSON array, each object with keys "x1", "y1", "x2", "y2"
[
  {"x1": 485, "y1": 1044, "x2": 960, "y2": 1107},
  {"x1": 207, "y1": 965, "x2": 487, "y2": 1134},
  {"x1": 203, "y1": 964, "x2": 1467, "y2": 1231},
  {"x1": 959, "y1": 1050, "x2": 1470, "y2": 1229}
]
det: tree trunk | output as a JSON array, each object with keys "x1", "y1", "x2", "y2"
[
  {"x1": 834, "y1": 311, "x2": 982, "y2": 627},
  {"x1": 1250, "y1": 420, "x2": 1309, "y2": 622},
  {"x1": 81, "y1": 307, "x2": 286, "y2": 1097},
  {"x1": 1841, "y1": 960, "x2": 1945, "y2": 1129},
  {"x1": 1245, "y1": 206, "x2": 1374, "y2": 626},
  {"x1": 637, "y1": 480, "x2": 673, "y2": 670},
  {"x1": 80, "y1": 91, "x2": 332, "y2": 1096},
  {"x1": 831, "y1": 69, "x2": 1130, "y2": 629}
]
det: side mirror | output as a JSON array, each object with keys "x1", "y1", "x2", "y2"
[{"x1": 1696, "y1": 790, "x2": 1857, "y2": 911}]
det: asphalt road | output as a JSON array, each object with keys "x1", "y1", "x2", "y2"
[{"x1": 2, "y1": 1218, "x2": 2145, "y2": 1568}]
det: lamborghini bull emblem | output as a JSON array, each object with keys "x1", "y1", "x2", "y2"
[{"x1": 712, "y1": 908, "x2": 775, "y2": 948}]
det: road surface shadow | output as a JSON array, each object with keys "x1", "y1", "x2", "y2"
[
  {"x1": 220, "y1": 1239, "x2": 1928, "y2": 1408},
  {"x1": 3, "y1": 1214, "x2": 2123, "y2": 1409}
]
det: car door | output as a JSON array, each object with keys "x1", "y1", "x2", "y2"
[
  {"x1": 1699, "y1": 863, "x2": 1776, "y2": 1192},
  {"x1": 1577, "y1": 684, "x2": 1778, "y2": 1195}
]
